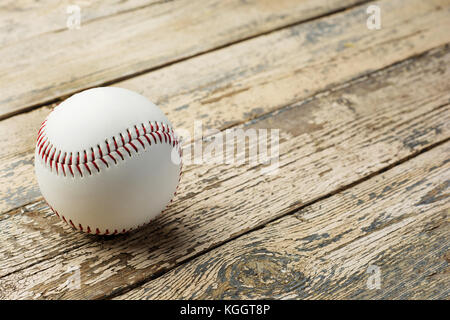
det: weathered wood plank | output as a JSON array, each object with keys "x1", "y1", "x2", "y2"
[
  {"x1": 2, "y1": 0, "x2": 449, "y2": 214},
  {"x1": 0, "y1": 45, "x2": 449, "y2": 299},
  {"x1": 118, "y1": 142, "x2": 450, "y2": 300},
  {"x1": 0, "y1": 0, "x2": 368, "y2": 119},
  {"x1": 0, "y1": 0, "x2": 162, "y2": 47}
]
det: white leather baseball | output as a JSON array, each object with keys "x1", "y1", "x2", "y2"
[{"x1": 35, "y1": 87, "x2": 182, "y2": 235}]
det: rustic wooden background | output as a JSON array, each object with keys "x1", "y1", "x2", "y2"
[{"x1": 0, "y1": 0, "x2": 449, "y2": 299}]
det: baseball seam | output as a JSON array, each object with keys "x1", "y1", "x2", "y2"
[
  {"x1": 37, "y1": 117, "x2": 183, "y2": 235},
  {"x1": 37, "y1": 119, "x2": 181, "y2": 177}
]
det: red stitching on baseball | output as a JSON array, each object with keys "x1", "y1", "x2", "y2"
[
  {"x1": 116, "y1": 149, "x2": 125, "y2": 160},
  {"x1": 98, "y1": 145, "x2": 103, "y2": 157},
  {"x1": 109, "y1": 153, "x2": 117, "y2": 164},
  {"x1": 122, "y1": 144, "x2": 131, "y2": 156},
  {"x1": 38, "y1": 137, "x2": 47, "y2": 154},
  {"x1": 49, "y1": 148, "x2": 56, "y2": 170},
  {"x1": 55, "y1": 151, "x2": 61, "y2": 175},
  {"x1": 76, "y1": 163, "x2": 83, "y2": 177},
  {"x1": 92, "y1": 160, "x2": 100, "y2": 172},
  {"x1": 127, "y1": 129, "x2": 132, "y2": 142},
  {"x1": 136, "y1": 137, "x2": 145, "y2": 149},
  {"x1": 143, "y1": 134, "x2": 152, "y2": 145},
  {"x1": 42, "y1": 143, "x2": 49, "y2": 160},
  {"x1": 150, "y1": 132, "x2": 157, "y2": 144},
  {"x1": 129, "y1": 141, "x2": 138, "y2": 152},
  {"x1": 84, "y1": 162, "x2": 91, "y2": 175},
  {"x1": 156, "y1": 132, "x2": 163, "y2": 143},
  {"x1": 113, "y1": 136, "x2": 119, "y2": 150},
  {"x1": 100, "y1": 157, "x2": 109, "y2": 167}
]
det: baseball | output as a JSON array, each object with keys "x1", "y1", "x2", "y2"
[{"x1": 34, "y1": 87, "x2": 182, "y2": 235}]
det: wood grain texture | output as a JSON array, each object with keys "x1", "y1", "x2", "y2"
[
  {"x1": 0, "y1": 0, "x2": 368, "y2": 119},
  {"x1": 0, "y1": 45, "x2": 449, "y2": 299},
  {"x1": 119, "y1": 142, "x2": 450, "y2": 300},
  {"x1": 0, "y1": 0, "x2": 162, "y2": 47},
  {"x1": 2, "y1": 0, "x2": 450, "y2": 214}
]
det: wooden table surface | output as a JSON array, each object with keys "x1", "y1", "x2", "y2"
[{"x1": 0, "y1": 0, "x2": 449, "y2": 300}]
